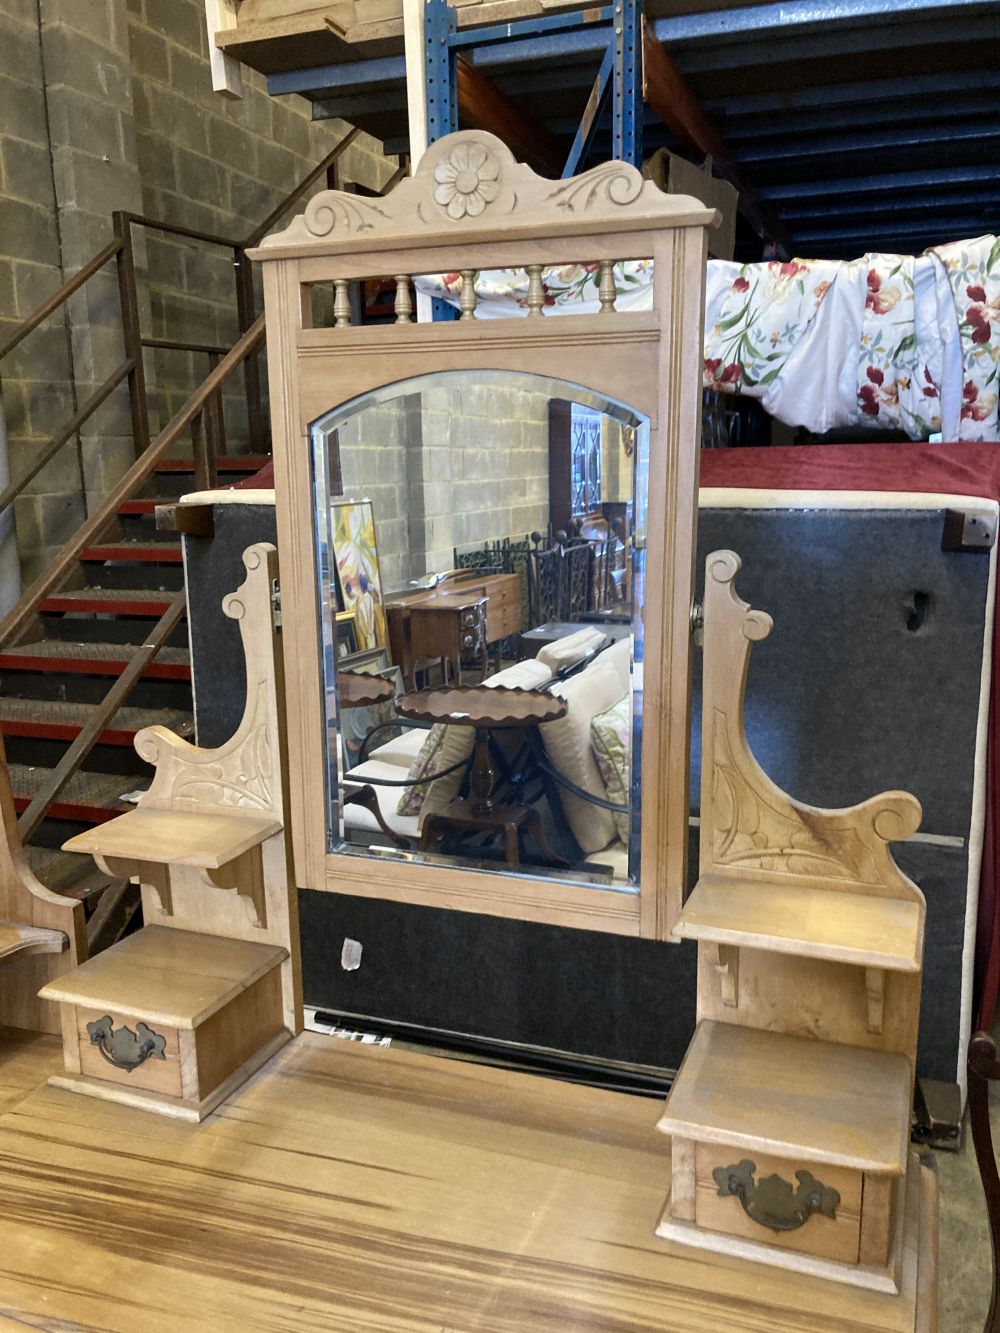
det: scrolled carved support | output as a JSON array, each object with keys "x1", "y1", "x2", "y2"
[
  {"x1": 199, "y1": 846, "x2": 267, "y2": 929},
  {"x1": 701, "y1": 549, "x2": 924, "y2": 904},
  {"x1": 715, "y1": 943, "x2": 739, "y2": 1008},
  {"x1": 94, "y1": 855, "x2": 173, "y2": 918},
  {"x1": 136, "y1": 544, "x2": 282, "y2": 823},
  {"x1": 865, "y1": 967, "x2": 885, "y2": 1035}
]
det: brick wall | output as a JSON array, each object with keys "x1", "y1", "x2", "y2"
[{"x1": 0, "y1": 0, "x2": 395, "y2": 587}]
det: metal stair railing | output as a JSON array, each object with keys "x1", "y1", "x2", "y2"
[
  {"x1": 3, "y1": 315, "x2": 265, "y2": 837},
  {"x1": 0, "y1": 129, "x2": 372, "y2": 845}
]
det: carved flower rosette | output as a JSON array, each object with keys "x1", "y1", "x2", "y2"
[{"x1": 432, "y1": 142, "x2": 501, "y2": 220}]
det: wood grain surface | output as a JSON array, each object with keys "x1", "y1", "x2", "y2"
[{"x1": 0, "y1": 1031, "x2": 934, "y2": 1331}]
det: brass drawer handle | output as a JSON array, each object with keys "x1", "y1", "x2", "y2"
[
  {"x1": 86, "y1": 1015, "x2": 167, "y2": 1073},
  {"x1": 713, "y1": 1159, "x2": 840, "y2": 1233}
]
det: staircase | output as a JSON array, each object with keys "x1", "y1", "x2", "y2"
[
  {"x1": 1, "y1": 455, "x2": 267, "y2": 904},
  {"x1": 0, "y1": 131, "x2": 365, "y2": 950}
]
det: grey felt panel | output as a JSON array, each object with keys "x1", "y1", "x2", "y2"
[
  {"x1": 184, "y1": 504, "x2": 278, "y2": 749},
  {"x1": 894, "y1": 841, "x2": 970, "y2": 1084},
  {"x1": 693, "y1": 508, "x2": 990, "y2": 838}
]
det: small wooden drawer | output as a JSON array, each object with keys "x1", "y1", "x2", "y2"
[
  {"x1": 694, "y1": 1144, "x2": 863, "y2": 1264},
  {"x1": 41, "y1": 926, "x2": 291, "y2": 1121}
]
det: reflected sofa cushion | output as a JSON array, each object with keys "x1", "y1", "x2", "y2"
[
  {"x1": 539, "y1": 640, "x2": 632, "y2": 854},
  {"x1": 535, "y1": 627, "x2": 607, "y2": 674},
  {"x1": 395, "y1": 724, "x2": 448, "y2": 817},
  {"x1": 397, "y1": 657, "x2": 553, "y2": 822},
  {"x1": 590, "y1": 695, "x2": 631, "y2": 845}
]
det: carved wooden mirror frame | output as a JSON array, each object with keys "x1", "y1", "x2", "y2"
[{"x1": 250, "y1": 130, "x2": 714, "y2": 940}]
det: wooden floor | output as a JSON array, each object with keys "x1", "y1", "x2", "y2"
[{"x1": 0, "y1": 1029, "x2": 936, "y2": 1332}]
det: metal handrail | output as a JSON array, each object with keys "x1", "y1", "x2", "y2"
[
  {"x1": 0, "y1": 130, "x2": 382, "y2": 844},
  {"x1": 4, "y1": 319, "x2": 266, "y2": 835},
  {"x1": 0, "y1": 239, "x2": 123, "y2": 361},
  {"x1": 243, "y1": 126, "x2": 361, "y2": 248},
  {"x1": 0, "y1": 315, "x2": 266, "y2": 653},
  {"x1": 0, "y1": 360, "x2": 134, "y2": 515}
]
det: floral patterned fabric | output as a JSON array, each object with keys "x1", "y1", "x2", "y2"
[
  {"x1": 414, "y1": 233, "x2": 999, "y2": 441},
  {"x1": 930, "y1": 235, "x2": 1000, "y2": 440}
]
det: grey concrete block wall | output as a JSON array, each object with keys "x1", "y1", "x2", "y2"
[
  {"x1": 0, "y1": 0, "x2": 397, "y2": 584},
  {"x1": 124, "y1": 0, "x2": 395, "y2": 439},
  {"x1": 328, "y1": 378, "x2": 551, "y2": 589}
]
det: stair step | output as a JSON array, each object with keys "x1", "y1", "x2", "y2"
[
  {"x1": 81, "y1": 543, "x2": 183, "y2": 564},
  {"x1": 26, "y1": 844, "x2": 115, "y2": 897},
  {"x1": 10, "y1": 763, "x2": 137, "y2": 824},
  {"x1": 154, "y1": 455, "x2": 270, "y2": 474},
  {"x1": 0, "y1": 640, "x2": 191, "y2": 681},
  {"x1": 40, "y1": 589, "x2": 182, "y2": 616},
  {"x1": 0, "y1": 697, "x2": 192, "y2": 745},
  {"x1": 118, "y1": 499, "x2": 167, "y2": 515}
]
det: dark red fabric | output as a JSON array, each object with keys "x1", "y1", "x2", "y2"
[
  {"x1": 701, "y1": 443, "x2": 1000, "y2": 1029},
  {"x1": 230, "y1": 460, "x2": 274, "y2": 488}
]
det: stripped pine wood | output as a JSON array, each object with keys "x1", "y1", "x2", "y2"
[
  {"x1": 252, "y1": 130, "x2": 712, "y2": 940},
  {"x1": 0, "y1": 1034, "x2": 935, "y2": 1331}
]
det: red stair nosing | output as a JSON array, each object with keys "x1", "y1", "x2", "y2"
[
  {"x1": 154, "y1": 455, "x2": 270, "y2": 473},
  {"x1": 1, "y1": 719, "x2": 143, "y2": 746},
  {"x1": 0, "y1": 650, "x2": 190, "y2": 681},
  {"x1": 117, "y1": 499, "x2": 164, "y2": 515},
  {"x1": 81, "y1": 544, "x2": 183, "y2": 563},
  {"x1": 12, "y1": 795, "x2": 120, "y2": 823},
  {"x1": 39, "y1": 593, "x2": 178, "y2": 615}
]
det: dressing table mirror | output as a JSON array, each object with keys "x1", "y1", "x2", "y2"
[{"x1": 250, "y1": 130, "x2": 714, "y2": 940}]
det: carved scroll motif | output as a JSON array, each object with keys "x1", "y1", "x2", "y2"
[
  {"x1": 253, "y1": 130, "x2": 715, "y2": 254},
  {"x1": 135, "y1": 545, "x2": 283, "y2": 822},
  {"x1": 701, "y1": 550, "x2": 923, "y2": 902},
  {"x1": 546, "y1": 161, "x2": 645, "y2": 213}
]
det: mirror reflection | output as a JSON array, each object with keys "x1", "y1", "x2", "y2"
[{"x1": 311, "y1": 370, "x2": 648, "y2": 890}]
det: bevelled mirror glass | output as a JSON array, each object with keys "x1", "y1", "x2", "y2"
[{"x1": 310, "y1": 369, "x2": 648, "y2": 892}]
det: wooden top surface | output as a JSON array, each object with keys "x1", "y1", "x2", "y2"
[
  {"x1": 0, "y1": 1032, "x2": 931, "y2": 1332},
  {"x1": 674, "y1": 876, "x2": 923, "y2": 972},
  {"x1": 397, "y1": 685, "x2": 567, "y2": 728},
  {"x1": 37, "y1": 926, "x2": 288, "y2": 1028},
  {"x1": 63, "y1": 807, "x2": 282, "y2": 869},
  {"x1": 659, "y1": 1021, "x2": 911, "y2": 1175},
  {"x1": 337, "y1": 669, "x2": 396, "y2": 709}
]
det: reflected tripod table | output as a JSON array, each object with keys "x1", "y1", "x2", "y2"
[
  {"x1": 396, "y1": 685, "x2": 568, "y2": 867},
  {"x1": 338, "y1": 669, "x2": 406, "y2": 846}
]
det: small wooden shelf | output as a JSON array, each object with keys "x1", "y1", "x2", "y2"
[
  {"x1": 658, "y1": 1021, "x2": 911, "y2": 1175},
  {"x1": 63, "y1": 807, "x2": 281, "y2": 870},
  {"x1": 674, "y1": 875, "x2": 922, "y2": 972},
  {"x1": 39, "y1": 925, "x2": 288, "y2": 1029}
]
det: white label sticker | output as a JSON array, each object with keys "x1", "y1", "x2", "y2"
[{"x1": 340, "y1": 937, "x2": 363, "y2": 971}]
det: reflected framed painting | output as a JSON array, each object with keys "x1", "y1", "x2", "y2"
[
  {"x1": 331, "y1": 499, "x2": 388, "y2": 652},
  {"x1": 335, "y1": 609, "x2": 359, "y2": 658}
]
